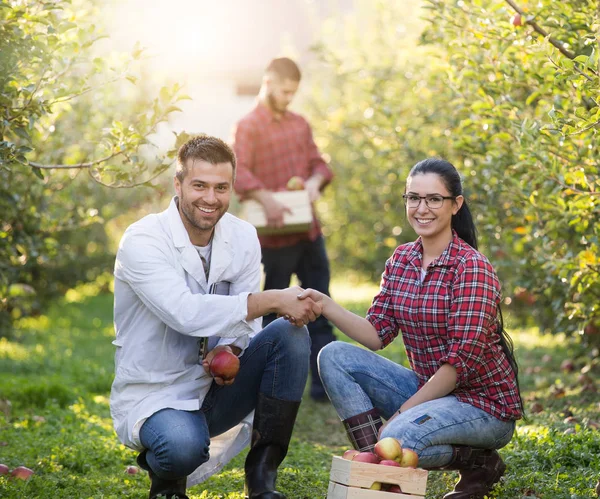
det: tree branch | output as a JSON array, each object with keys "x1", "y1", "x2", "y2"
[
  {"x1": 28, "y1": 151, "x2": 124, "y2": 170},
  {"x1": 505, "y1": 0, "x2": 597, "y2": 76}
]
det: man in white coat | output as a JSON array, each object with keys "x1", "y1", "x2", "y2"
[{"x1": 110, "y1": 134, "x2": 321, "y2": 499}]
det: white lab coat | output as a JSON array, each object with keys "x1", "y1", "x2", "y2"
[{"x1": 110, "y1": 197, "x2": 263, "y2": 486}]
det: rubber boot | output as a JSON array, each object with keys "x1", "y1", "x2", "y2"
[
  {"x1": 244, "y1": 394, "x2": 301, "y2": 499},
  {"x1": 341, "y1": 408, "x2": 383, "y2": 452}
]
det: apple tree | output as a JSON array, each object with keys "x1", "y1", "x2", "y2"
[{"x1": 0, "y1": 0, "x2": 187, "y2": 336}]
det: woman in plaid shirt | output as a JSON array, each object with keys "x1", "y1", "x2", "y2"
[{"x1": 298, "y1": 158, "x2": 523, "y2": 499}]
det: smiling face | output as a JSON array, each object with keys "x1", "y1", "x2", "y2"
[
  {"x1": 405, "y1": 172, "x2": 463, "y2": 243},
  {"x1": 174, "y1": 159, "x2": 233, "y2": 246}
]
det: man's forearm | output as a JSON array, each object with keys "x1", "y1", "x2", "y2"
[{"x1": 246, "y1": 290, "x2": 280, "y2": 320}]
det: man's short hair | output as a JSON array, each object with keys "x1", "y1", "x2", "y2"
[
  {"x1": 265, "y1": 57, "x2": 301, "y2": 82},
  {"x1": 175, "y1": 134, "x2": 236, "y2": 182}
]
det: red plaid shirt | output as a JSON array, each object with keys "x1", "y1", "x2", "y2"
[
  {"x1": 232, "y1": 103, "x2": 333, "y2": 249},
  {"x1": 366, "y1": 233, "x2": 522, "y2": 421}
]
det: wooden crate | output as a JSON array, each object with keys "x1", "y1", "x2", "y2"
[
  {"x1": 327, "y1": 456, "x2": 428, "y2": 499},
  {"x1": 239, "y1": 190, "x2": 312, "y2": 235}
]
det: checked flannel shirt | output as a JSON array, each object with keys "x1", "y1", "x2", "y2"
[
  {"x1": 232, "y1": 103, "x2": 333, "y2": 249},
  {"x1": 366, "y1": 232, "x2": 522, "y2": 421}
]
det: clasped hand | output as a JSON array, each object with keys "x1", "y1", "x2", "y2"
[{"x1": 278, "y1": 286, "x2": 323, "y2": 327}]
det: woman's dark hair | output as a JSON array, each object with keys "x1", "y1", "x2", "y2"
[
  {"x1": 408, "y1": 157, "x2": 524, "y2": 413},
  {"x1": 409, "y1": 157, "x2": 478, "y2": 249}
]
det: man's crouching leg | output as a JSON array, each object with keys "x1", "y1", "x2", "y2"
[
  {"x1": 244, "y1": 319, "x2": 310, "y2": 499},
  {"x1": 138, "y1": 408, "x2": 211, "y2": 499}
]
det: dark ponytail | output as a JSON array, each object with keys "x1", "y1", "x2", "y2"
[
  {"x1": 408, "y1": 158, "x2": 523, "y2": 413},
  {"x1": 409, "y1": 158, "x2": 478, "y2": 249}
]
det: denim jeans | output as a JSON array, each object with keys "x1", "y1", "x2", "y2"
[
  {"x1": 318, "y1": 342, "x2": 516, "y2": 468},
  {"x1": 139, "y1": 319, "x2": 310, "y2": 480},
  {"x1": 261, "y1": 236, "x2": 336, "y2": 398}
]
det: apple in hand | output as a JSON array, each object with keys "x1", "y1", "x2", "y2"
[
  {"x1": 374, "y1": 437, "x2": 403, "y2": 461},
  {"x1": 10, "y1": 466, "x2": 34, "y2": 480},
  {"x1": 342, "y1": 449, "x2": 360, "y2": 460},
  {"x1": 286, "y1": 176, "x2": 305, "y2": 191},
  {"x1": 352, "y1": 452, "x2": 380, "y2": 464},
  {"x1": 209, "y1": 350, "x2": 240, "y2": 381},
  {"x1": 399, "y1": 449, "x2": 419, "y2": 468}
]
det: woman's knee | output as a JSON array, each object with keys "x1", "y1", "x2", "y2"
[{"x1": 318, "y1": 341, "x2": 355, "y2": 378}]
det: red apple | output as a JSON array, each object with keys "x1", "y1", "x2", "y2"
[
  {"x1": 511, "y1": 13, "x2": 522, "y2": 26},
  {"x1": 286, "y1": 176, "x2": 305, "y2": 191},
  {"x1": 10, "y1": 466, "x2": 34, "y2": 480},
  {"x1": 399, "y1": 449, "x2": 419, "y2": 468},
  {"x1": 374, "y1": 437, "x2": 402, "y2": 461},
  {"x1": 379, "y1": 459, "x2": 401, "y2": 467},
  {"x1": 561, "y1": 359, "x2": 575, "y2": 373},
  {"x1": 352, "y1": 452, "x2": 380, "y2": 464},
  {"x1": 388, "y1": 484, "x2": 403, "y2": 493},
  {"x1": 209, "y1": 350, "x2": 240, "y2": 381},
  {"x1": 125, "y1": 465, "x2": 139, "y2": 474},
  {"x1": 342, "y1": 449, "x2": 360, "y2": 460},
  {"x1": 0, "y1": 464, "x2": 9, "y2": 475}
]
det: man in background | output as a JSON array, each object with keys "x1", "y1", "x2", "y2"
[{"x1": 232, "y1": 57, "x2": 336, "y2": 402}]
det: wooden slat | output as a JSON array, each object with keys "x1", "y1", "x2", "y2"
[
  {"x1": 329, "y1": 457, "x2": 428, "y2": 496},
  {"x1": 327, "y1": 481, "x2": 424, "y2": 499},
  {"x1": 240, "y1": 190, "x2": 312, "y2": 235}
]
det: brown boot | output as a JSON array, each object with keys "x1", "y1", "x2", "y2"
[
  {"x1": 341, "y1": 408, "x2": 383, "y2": 452},
  {"x1": 442, "y1": 446, "x2": 506, "y2": 499}
]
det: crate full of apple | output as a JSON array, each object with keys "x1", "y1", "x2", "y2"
[
  {"x1": 239, "y1": 176, "x2": 312, "y2": 235},
  {"x1": 327, "y1": 438, "x2": 428, "y2": 498}
]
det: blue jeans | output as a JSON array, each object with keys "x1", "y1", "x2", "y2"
[
  {"x1": 261, "y1": 236, "x2": 336, "y2": 398},
  {"x1": 318, "y1": 342, "x2": 516, "y2": 468},
  {"x1": 139, "y1": 319, "x2": 310, "y2": 480}
]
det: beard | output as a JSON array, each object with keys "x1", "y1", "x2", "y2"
[
  {"x1": 267, "y1": 91, "x2": 287, "y2": 114},
  {"x1": 178, "y1": 191, "x2": 227, "y2": 236}
]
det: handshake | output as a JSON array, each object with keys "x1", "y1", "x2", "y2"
[{"x1": 276, "y1": 286, "x2": 326, "y2": 328}]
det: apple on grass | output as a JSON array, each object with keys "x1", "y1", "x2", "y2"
[
  {"x1": 209, "y1": 350, "x2": 240, "y2": 381},
  {"x1": 125, "y1": 465, "x2": 139, "y2": 475},
  {"x1": 374, "y1": 437, "x2": 403, "y2": 462},
  {"x1": 10, "y1": 466, "x2": 34, "y2": 480},
  {"x1": 0, "y1": 463, "x2": 9, "y2": 475}
]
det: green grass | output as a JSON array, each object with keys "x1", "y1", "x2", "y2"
[{"x1": 1, "y1": 278, "x2": 599, "y2": 498}]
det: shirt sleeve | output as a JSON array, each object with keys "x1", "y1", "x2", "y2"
[
  {"x1": 305, "y1": 123, "x2": 334, "y2": 187},
  {"x1": 439, "y1": 257, "x2": 501, "y2": 387},
  {"x1": 114, "y1": 228, "x2": 256, "y2": 339},
  {"x1": 232, "y1": 119, "x2": 264, "y2": 197},
  {"x1": 366, "y1": 253, "x2": 401, "y2": 347}
]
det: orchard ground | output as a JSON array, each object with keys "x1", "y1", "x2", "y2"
[{"x1": 1, "y1": 276, "x2": 599, "y2": 498}]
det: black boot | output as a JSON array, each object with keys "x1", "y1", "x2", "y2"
[
  {"x1": 137, "y1": 451, "x2": 189, "y2": 499},
  {"x1": 341, "y1": 408, "x2": 383, "y2": 452},
  {"x1": 244, "y1": 394, "x2": 301, "y2": 499},
  {"x1": 441, "y1": 446, "x2": 506, "y2": 499}
]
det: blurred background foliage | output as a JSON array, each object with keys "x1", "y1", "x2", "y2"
[
  {"x1": 1, "y1": 0, "x2": 599, "y2": 344},
  {"x1": 0, "y1": 0, "x2": 186, "y2": 336},
  {"x1": 308, "y1": 0, "x2": 599, "y2": 339}
]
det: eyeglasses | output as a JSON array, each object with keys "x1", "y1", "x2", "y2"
[{"x1": 402, "y1": 194, "x2": 456, "y2": 209}]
